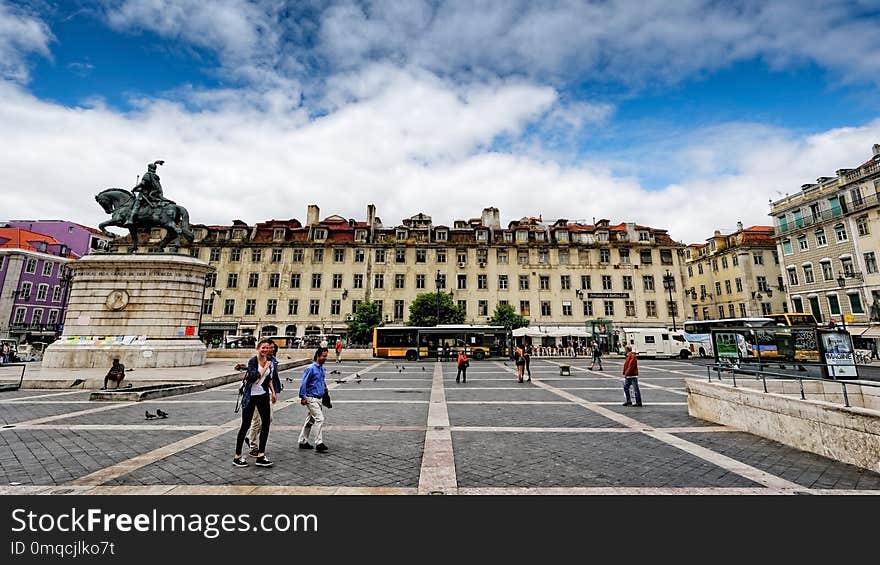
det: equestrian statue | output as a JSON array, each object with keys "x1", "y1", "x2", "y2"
[{"x1": 95, "y1": 160, "x2": 194, "y2": 253}]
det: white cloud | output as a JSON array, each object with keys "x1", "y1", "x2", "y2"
[
  {"x1": 0, "y1": 1, "x2": 54, "y2": 82},
  {"x1": 2, "y1": 71, "x2": 879, "y2": 245}
]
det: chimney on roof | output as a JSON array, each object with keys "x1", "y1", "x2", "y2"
[
  {"x1": 737, "y1": 221, "x2": 743, "y2": 232},
  {"x1": 306, "y1": 205, "x2": 319, "y2": 227},
  {"x1": 367, "y1": 204, "x2": 376, "y2": 242},
  {"x1": 481, "y1": 207, "x2": 500, "y2": 229},
  {"x1": 714, "y1": 230, "x2": 721, "y2": 237},
  {"x1": 873, "y1": 143, "x2": 880, "y2": 156}
]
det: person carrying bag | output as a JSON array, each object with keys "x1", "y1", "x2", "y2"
[{"x1": 456, "y1": 350, "x2": 469, "y2": 383}]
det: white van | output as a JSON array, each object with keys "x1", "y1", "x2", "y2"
[{"x1": 619, "y1": 328, "x2": 691, "y2": 359}]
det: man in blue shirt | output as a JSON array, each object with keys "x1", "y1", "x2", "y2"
[{"x1": 298, "y1": 347, "x2": 329, "y2": 452}]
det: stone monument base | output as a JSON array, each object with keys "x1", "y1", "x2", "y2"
[
  {"x1": 42, "y1": 253, "x2": 212, "y2": 369},
  {"x1": 42, "y1": 339, "x2": 205, "y2": 369}
]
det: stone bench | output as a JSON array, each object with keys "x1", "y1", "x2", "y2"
[{"x1": 559, "y1": 365, "x2": 571, "y2": 376}]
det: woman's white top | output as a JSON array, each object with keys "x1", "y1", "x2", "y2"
[{"x1": 250, "y1": 361, "x2": 271, "y2": 396}]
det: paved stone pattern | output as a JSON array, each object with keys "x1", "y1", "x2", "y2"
[
  {"x1": 105, "y1": 430, "x2": 424, "y2": 488},
  {"x1": 0, "y1": 429, "x2": 194, "y2": 485},
  {"x1": 1, "y1": 359, "x2": 879, "y2": 492},
  {"x1": 452, "y1": 431, "x2": 760, "y2": 488},
  {"x1": 678, "y1": 432, "x2": 880, "y2": 490}
]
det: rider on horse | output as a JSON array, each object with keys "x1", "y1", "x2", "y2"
[{"x1": 124, "y1": 160, "x2": 174, "y2": 227}]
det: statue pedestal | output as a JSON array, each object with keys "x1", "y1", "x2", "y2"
[{"x1": 42, "y1": 254, "x2": 213, "y2": 368}]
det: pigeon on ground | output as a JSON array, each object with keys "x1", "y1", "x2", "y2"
[
  {"x1": 421, "y1": 367, "x2": 425, "y2": 371},
  {"x1": 356, "y1": 359, "x2": 360, "y2": 363},
  {"x1": 335, "y1": 379, "x2": 345, "y2": 384},
  {"x1": 69, "y1": 378, "x2": 85, "y2": 388},
  {"x1": 355, "y1": 376, "x2": 362, "y2": 383},
  {"x1": 286, "y1": 377, "x2": 294, "y2": 382},
  {"x1": 156, "y1": 409, "x2": 168, "y2": 418},
  {"x1": 145, "y1": 410, "x2": 156, "y2": 420},
  {"x1": 373, "y1": 376, "x2": 378, "y2": 381},
  {"x1": 401, "y1": 365, "x2": 405, "y2": 370}
]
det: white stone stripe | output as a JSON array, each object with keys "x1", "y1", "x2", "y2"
[
  {"x1": 4, "y1": 402, "x2": 138, "y2": 428},
  {"x1": 1, "y1": 390, "x2": 89, "y2": 402},
  {"x1": 8, "y1": 424, "x2": 729, "y2": 433},
  {"x1": 446, "y1": 400, "x2": 687, "y2": 405},
  {"x1": 418, "y1": 362, "x2": 457, "y2": 494},
  {"x1": 450, "y1": 426, "x2": 731, "y2": 433}
]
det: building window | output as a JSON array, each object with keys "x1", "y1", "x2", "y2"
[
  {"x1": 602, "y1": 275, "x2": 612, "y2": 290},
  {"x1": 374, "y1": 274, "x2": 384, "y2": 289},
  {"x1": 640, "y1": 250, "x2": 653, "y2": 264},
  {"x1": 735, "y1": 278, "x2": 743, "y2": 292},
  {"x1": 288, "y1": 299, "x2": 299, "y2": 315},
  {"x1": 724, "y1": 280, "x2": 731, "y2": 294},
  {"x1": 353, "y1": 274, "x2": 364, "y2": 289},
  {"x1": 715, "y1": 282, "x2": 722, "y2": 296},
  {"x1": 519, "y1": 275, "x2": 529, "y2": 290},
  {"x1": 437, "y1": 249, "x2": 446, "y2": 263},
  {"x1": 227, "y1": 273, "x2": 238, "y2": 288},
  {"x1": 782, "y1": 240, "x2": 793, "y2": 255},
  {"x1": 331, "y1": 299, "x2": 341, "y2": 316},
  {"x1": 52, "y1": 286, "x2": 62, "y2": 302},
  {"x1": 721, "y1": 257, "x2": 728, "y2": 269},
  {"x1": 333, "y1": 248, "x2": 345, "y2": 262},
  {"x1": 739, "y1": 303, "x2": 746, "y2": 317},
  {"x1": 541, "y1": 301, "x2": 551, "y2": 316},
  {"x1": 309, "y1": 299, "x2": 320, "y2": 316},
  {"x1": 583, "y1": 301, "x2": 593, "y2": 316},
  {"x1": 476, "y1": 300, "x2": 488, "y2": 317},
  {"x1": 604, "y1": 301, "x2": 614, "y2": 316},
  {"x1": 581, "y1": 275, "x2": 591, "y2": 290},
  {"x1": 266, "y1": 299, "x2": 277, "y2": 315},
  {"x1": 643, "y1": 275, "x2": 655, "y2": 291},
  {"x1": 416, "y1": 249, "x2": 426, "y2": 263},
  {"x1": 803, "y1": 265, "x2": 815, "y2": 284},
  {"x1": 271, "y1": 248, "x2": 283, "y2": 262},
  {"x1": 395, "y1": 274, "x2": 405, "y2": 289},
  {"x1": 697, "y1": 263, "x2": 704, "y2": 275},
  {"x1": 393, "y1": 300, "x2": 404, "y2": 320},
  {"x1": 416, "y1": 274, "x2": 426, "y2": 289},
  {"x1": 24, "y1": 258, "x2": 37, "y2": 273},
  {"x1": 290, "y1": 273, "x2": 301, "y2": 288},
  {"x1": 600, "y1": 248, "x2": 610, "y2": 263},
  {"x1": 230, "y1": 249, "x2": 241, "y2": 262},
  {"x1": 209, "y1": 248, "x2": 220, "y2": 261},
  {"x1": 865, "y1": 252, "x2": 878, "y2": 274},
  {"x1": 518, "y1": 250, "x2": 529, "y2": 264},
  {"x1": 821, "y1": 261, "x2": 834, "y2": 281},
  {"x1": 351, "y1": 300, "x2": 361, "y2": 314},
  {"x1": 841, "y1": 257, "x2": 855, "y2": 276},
  {"x1": 272, "y1": 228, "x2": 285, "y2": 241},
  {"x1": 292, "y1": 248, "x2": 304, "y2": 262},
  {"x1": 248, "y1": 273, "x2": 259, "y2": 288},
  {"x1": 753, "y1": 253, "x2": 763, "y2": 265},
  {"x1": 41, "y1": 262, "x2": 54, "y2": 276},
  {"x1": 756, "y1": 276, "x2": 769, "y2": 292},
  {"x1": 827, "y1": 294, "x2": 841, "y2": 316},
  {"x1": 245, "y1": 299, "x2": 256, "y2": 315},
  {"x1": 561, "y1": 301, "x2": 572, "y2": 316},
  {"x1": 540, "y1": 275, "x2": 550, "y2": 290},
  {"x1": 797, "y1": 236, "x2": 808, "y2": 251},
  {"x1": 498, "y1": 275, "x2": 508, "y2": 290},
  {"x1": 760, "y1": 302, "x2": 772, "y2": 315},
  {"x1": 332, "y1": 274, "x2": 344, "y2": 289},
  {"x1": 251, "y1": 249, "x2": 262, "y2": 262},
  {"x1": 646, "y1": 301, "x2": 657, "y2": 317},
  {"x1": 520, "y1": 301, "x2": 530, "y2": 316},
  {"x1": 353, "y1": 249, "x2": 364, "y2": 263},
  {"x1": 436, "y1": 230, "x2": 448, "y2": 241},
  {"x1": 625, "y1": 300, "x2": 636, "y2": 316},
  {"x1": 312, "y1": 273, "x2": 322, "y2": 288},
  {"x1": 538, "y1": 249, "x2": 549, "y2": 264},
  {"x1": 835, "y1": 224, "x2": 848, "y2": 242},
  {"x1": 497, "y1": 250, "x2": 508, "y2": 264},
  {"x1": 857, "y1": 215, "x2": 870, "y2": 237},
  {"x1": 561, "y1": 275, "x2": 571, "y2": 290},
  {"x1": 36, "y1": 284, "x2": 49, "y2": 301},
  {"x1": 815, "y1": 229, "x2": 827, "y2": 247},
  {"x1": 478, "y1": 274, "x2": 488, "y2": 289},
  {"x1": 559, "y1": 250, "x2": 570, "y2": 265},
  {"x1": 313, "y1": 248, "x2": 324, "y2": 262},
  {"x1": 457, "y1": 274, "x2": 467, "y2": 289},
  {"x1": 223, "y1": 299, "x2": 235, "y2": 315},
  {"x1": 457, "y1": 300, "x2": 467, "y2": 315},
  {"x1": 787, "y1": 268, "x2": 799, "y2": 286},
  {"x1": 395, "y1": 248, "x2": 406, "y2": 263}
]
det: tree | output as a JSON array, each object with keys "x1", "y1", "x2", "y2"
[
  {"x1": 408, "y1": 292, "x2": 465, "y2": 326},
  {"x1": 489, "y1": 303, "x2": 529, "y2": 331},
  {"x1": 346, "y1": 300, "x2": 383, "y2": 345}
]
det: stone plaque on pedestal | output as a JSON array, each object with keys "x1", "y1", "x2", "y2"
[{"x1": 42, "y1": 254, "x2": 213, "y2": 368}]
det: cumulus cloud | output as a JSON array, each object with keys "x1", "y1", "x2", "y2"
[{"x1": 0, "y1": 1, "x2": 54, "y2": 82}]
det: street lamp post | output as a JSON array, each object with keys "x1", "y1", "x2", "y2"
[
  {"x1": 836, "y1": 275, "x2": 848, "y2": 331},
  {"x1": 663, "y1": 269, "x2": 677, "y2": 332}
]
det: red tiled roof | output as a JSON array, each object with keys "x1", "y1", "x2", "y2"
[{"x1": 0, "y1": 227, "x2": 74, "y2": 257}]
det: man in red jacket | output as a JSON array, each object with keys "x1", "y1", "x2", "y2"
[{"x1": 621, "y1": 345, "x2": 643, "y2": 407}]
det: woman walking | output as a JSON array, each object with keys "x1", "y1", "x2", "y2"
[
  {"x1": 233, "y1": 338, "x2": 277, "y2": 468},
  {"x1": 456, "y1": 349, "x2": 469, "y2": 383},
  {"x1": 514, "y1": 345, "x2": 526, "y2": 383}
]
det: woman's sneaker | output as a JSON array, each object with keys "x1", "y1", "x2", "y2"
[
  {"x1": 232, "y1": 457, "x2": 248, "y2": 467},
  {"x1": 255, "y1": 456, "x2": 273, "y2": 467}
]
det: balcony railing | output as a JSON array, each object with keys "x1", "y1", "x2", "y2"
[{"x1": 775, "y1": 191, "x2": 880, "y2": 236}]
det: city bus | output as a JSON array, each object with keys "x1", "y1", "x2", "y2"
[
  {"x1": 373, "y1": 325, "x2": 508, "y2": 361},
  {"x1": 681, "y1": 318, "x2": 774, "y2": 358},
  {"x1": 766, "y1": 312, "x2": 820, "y2": 361},
  {"x1": 766, "y1": 312, "x2": 818, "y2": 327}
]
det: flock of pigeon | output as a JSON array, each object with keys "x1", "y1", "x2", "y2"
[{"x1": 144, "y1": 408, "x2": 169, "y2": 420}]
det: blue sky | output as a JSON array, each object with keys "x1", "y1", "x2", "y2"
[{"x1": 2, "y1": 0, "x2": 880, "y2": 242}]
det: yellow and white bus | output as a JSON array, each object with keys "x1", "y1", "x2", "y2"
[{"x1": 373, "y1": 325, "x2": 508, "y2": 361}]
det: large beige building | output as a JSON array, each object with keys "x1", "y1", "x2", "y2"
[
  {"x1": 769, "y1": 144, "x2": 880, "y2": 333},
  {"x1": 684, "y1": 223, "x2": 786, "y2": 322},
  {"x1": 155, "y1": 206, "x2": 688, "y2": 346}
]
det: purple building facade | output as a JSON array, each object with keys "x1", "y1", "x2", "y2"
[{"x1": 1, "y1": 222, "x2": 111, "y2": 344}]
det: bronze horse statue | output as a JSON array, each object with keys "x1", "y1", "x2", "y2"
[{"x1": 95, "y1": 188, "x2": 194, "y2": 252}]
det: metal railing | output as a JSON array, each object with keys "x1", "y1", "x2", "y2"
[
  {"x1": 0, "y1": 362, "x2": 26, "y2": 391},
  {"x1": 705, "y1": 363, "x2": 880, "y2": 408}
]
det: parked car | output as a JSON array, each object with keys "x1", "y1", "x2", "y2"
[{"x1": 225, "y1": 335, "x2": 256, "y2": 349}]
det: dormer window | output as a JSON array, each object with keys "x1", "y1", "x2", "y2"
[
  {"x1": 556, "y1": 231, "x2": 569, "y2": 242},
  {"x1": 516, "y1": 231, "x2": 528, "y2": 242},
  {"x1": 435, "y1": 230, "x2": 448, "y2": 241},
  {"x1": 534, "y1": 231, "x2": 545, "y2": 242},
  {"x1": 597, "y1": 231, "x2": 609, "y2": 242},
  {"x1": 233, "y1": 229, "x2": 246, "y2": 239},
  {"x1": 396, "y1": 229, "x2": 407, "y2": 240},
  {"x1": 503, "y1": 232, "x2": 513, "y2": 242},
  {"x1": 273, "y1": 228, "x2": 285, "y2": 241},
  {"x1": 313, "y1": 228, "x2": 327, "y2": 241},
  {"x1": 617, "y1": 232, "x2": 628, "y2": 242},
  {"x1": 476, "y1": 230, "x2": 488, "y2": 241},
  {"x1": 355, "y1": 230, "x2": 367, "y2": 242},
  {"x1": 639, "y1": 231, "x2": 650, "y2": 241}
]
